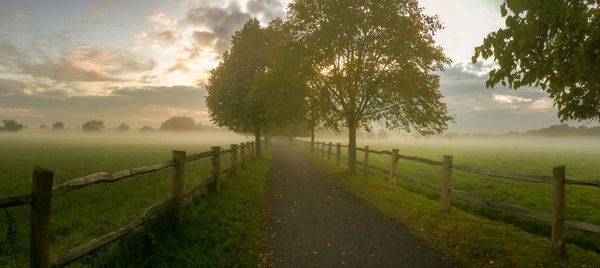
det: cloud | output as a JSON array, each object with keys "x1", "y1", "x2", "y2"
[
  {"x1": 493, "y1": 94, "x2": 532, "y2": 104},
  {"x1": 530, "y1": 98, "x2": 554, "y2": 110},
  {"x1": 438, "y1": 62, "x2": 562, "y2": 133},
  {"x1": 247, "y1": 0, "x2": 286, "y2": 21},
  {"x1": 166, "y1": 60, "x2": 191, "y2": 74},
  {"x1": 193, "y1": 31, "x2": 218, "y2": 46},
  {"x1": 0, "y1": 79, "x2": 28, "y2": 96},
  {"x1": 0, "y1": 41, "x2": 155, "y2": 83},
  {"x1": 183, "y1": 2, "x2": 252, "y2": 53},
  {"x1": 0, "y1": 85, "x2": 209, "y2": 127},
  {"x1": 86, "y1": 0, "x2": 128, "y2": 20},
  {"x1": 156, "y1": 31, "x2": 179, "y2": 42},
  {"x1": 148, "y1": 13, "x2": 174, "y2": 25}
]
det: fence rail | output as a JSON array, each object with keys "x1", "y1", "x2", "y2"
[
  {"x1": 294, "y1": 139, "x2": 600, "y2": 257},
  {"x1": 0, "y1": 141, "x2": 261, "y2": 267}
]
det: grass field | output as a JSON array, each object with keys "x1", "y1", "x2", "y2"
[
  {"x1": 306, "y1": 151, "x2": 600, "y2": 267},
  {"x1": 91, "y1": 152, "x2": 270, "y2": 267},
  {"x1": 310, "y1": 136, "x2": 600, "y2": 252},
  {"x1": 0, "y1": 131, "x2": 253, "y2": 266}
]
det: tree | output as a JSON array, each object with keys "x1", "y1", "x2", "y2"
[
  {"x1": 0, "y1": 119, "x2": 23, "y2": 132},
  {"x1": 288, "y1": 0, "x2": 452, "y2": 172},
  {"x1": 82, "y1": 120, "x2": 105, "y2": 132},
  {"x1": 117, "y1": 123, "x2": 130, "y2": 132},
  {"x1": 39, "y1": 124, "x2": 48, "y2": 130},
  {"x1": 255, "y1": 18, "x2": 311, "y2": 144},
  {"x1": 52, "y1": 122, "x2": 64, "y2": 130},
  {"x1": 377, "y1": 129, "x2": 389, "y2": 140},
  {"x1": 138, "y1": 126, "x2": 155, "y2": 132},
  {"x1": 473, "y1": 0, "x2": 600, "y2": 122},
  {"x1": 160, "y1": 117, "x2": 196, "y2": 131},
  {"x1": 207, "y1": 19, "x2": 269, "y2": 157}
]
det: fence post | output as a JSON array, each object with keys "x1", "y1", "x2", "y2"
[
  {"x1": 364, "y1": 146, "x2": 369, "y2": 175},
  {"x1": 336, "y1": 143, "x2": 341, "y2": 165},
  {"x1": 328, "y1": 142, "x2": 332, "y2": 161},
  {"x1": 440, "y1": 155, "x2": 453, "y2": 211},
  {"x1": 210, "y1": 146, "x2": 221, "y2": 192},
  {"x1": 321, "y1": 142, "x2": 325, "y2": 157},
  {"x1": 389, "y1": 149, "x2": 399, "y2": 188},
  {"x1": 246, "y1": 142, "x2": 251, "y2": 160},
  {"x1": 231, "y1": 144, "x2": 238, "y2": 176},
  {"x1": 30, "y1": 167, "x2": 54, "y2": 268},
  {"x1": 552, "y1": 165, "x2": 566, "y2": 257},
  {"x1": 172, "y1": 150, "x2": 186, "y2": 223},
  {"x1": 240, "y1": 143, "x2": 246, "y2": 169}
]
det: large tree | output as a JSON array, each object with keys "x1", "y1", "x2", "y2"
[
  {"x1": 207, "y1": 19, "x2": 307, "y2": 157},
  {"x1": 207, "y1": 19, "x2": 270, "y2": 157},
  {"x1": 473, "y1": 0, "x2": 600, "y2": 122},
  {"x1": 82, "y1": 120, "x2": 105, "y2": 132},
  {"x1": 288, "y1": 0, "x2": 452, "y2": 172},
  {"x1": 0, "y1": 119, "x2": 23, "y2": 132},
  {"x1": 160, "y1": 117, "x2": 196, "y2": 131}
]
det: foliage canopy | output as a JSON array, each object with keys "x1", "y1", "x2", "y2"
[
  {"x1": 473, "y1": 0, "x2": 600, "y2": 122},
  {"x1": 288, "y1": 0, "x2": 452, "y2": 171}
]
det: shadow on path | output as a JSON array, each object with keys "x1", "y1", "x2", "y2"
[{"x1": 263, "y1": 144, "x2": 453, "y2": 267}]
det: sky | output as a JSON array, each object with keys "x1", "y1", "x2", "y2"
[{"x1": 0, "y1": 0, "x2": 592, "y2": 133}]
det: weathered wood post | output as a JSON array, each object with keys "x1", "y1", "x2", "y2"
[
  {"x1": 388, "y1": 149, "x2": 399, "y2": 188},
  {"x1": 364, "y1": 146, "x2": 369, "y2": 175},
  {"x1": 210, "y1": 146, "x2": 221, "y2": 192},
  {"x1": 552, "y1": 165, "x2": 566, "y2": 257},
  {"x1": 440, "y1": 155, "x2": 453, "y2": 211},
  {"x1": 246, "y1": 142, "x2": 251, "y2": 160},
  {"x1": 328, "y1": 142, "x2": 332, "y2": 161},
  {"x1": 321, "y1": 142, "x2": 325, "y2": 157},
  {"x1": 30, "y1": 167, "x2": 54, "y2": 268},
  {"x1": 231, "y1": 144, "x2": 238, "y2": 176},
  {"x1": 336, "y1": 143, "x2": 341, "y2": 165},
  {"x1": 240, "y1": 143, "x2": 246, "y2": 169},
  {"x1": 171, "y1": 150, "x2": 186, "y2": 223}
]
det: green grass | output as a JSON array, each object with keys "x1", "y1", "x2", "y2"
[
  {"x1": 315, "y1": 138, "x2": 600, "y2": 253},
  {"x1": 0, "y1": 132, "x2": 251, "y2": 266},
  {"x1": 85, "y1": 152, "x2": 270, "y2": 267},
  {"x1": 302, "y1": 145, "x2": 600, "y2": 267}
]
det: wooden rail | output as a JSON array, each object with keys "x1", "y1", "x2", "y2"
[
  {"x1": 0, "y1": 140, "x2": 257, "y2": 267},
  {"x1": 293, "y1": 139, "x2": 600, "y2": 256}
]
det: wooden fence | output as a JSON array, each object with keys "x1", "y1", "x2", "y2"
[
  {"x1": 0, "y1": 141, "x2": 259, "y2": 267},
  {"x1": 294, "y1": 139, "x2": 600, "y2": 257}
]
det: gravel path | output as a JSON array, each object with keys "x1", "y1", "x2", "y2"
[{"x1": 262, "y1": 145, "x2": 453, "y2": 267}]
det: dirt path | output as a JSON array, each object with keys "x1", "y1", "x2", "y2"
[{"x1": 262, "y1": 145, "x2": 453, "y2": 267}]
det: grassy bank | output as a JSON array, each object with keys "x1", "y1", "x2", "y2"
[
  {"x1": 301, "y1": 147, "x2": 600, "y2": 267},
  {"x1": 309, "y1": 138, "x2": 600, "y2": 252},
  {"x1": 88, "y1": 153, "x2": 270, "y2": 267}
]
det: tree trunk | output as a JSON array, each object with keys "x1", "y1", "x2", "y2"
[
  {"x1": 310, "y1": 125, "x2": 315, "y2": 154},
  {"x1": 255, "y1": 125, "x2": 262, "y2": 158},
  {"x1": 348, "y1": 124, "x2": 357, "y2": 173}
]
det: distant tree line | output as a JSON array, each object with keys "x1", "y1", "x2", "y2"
[
  {"x1": 443, "y1": 124, "x2": 600, "y2": 139},
  {"x1": 0, "y1": 117, "x2": 220, "y2": 133},
  {"x1": 0, "y1": 119, "x2": 23, "y2": 132}
]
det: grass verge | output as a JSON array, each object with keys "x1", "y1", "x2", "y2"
[
  {"x1": 301, "y1": 148, "x2": 600, "y2": 267},
  {"x1": 78, "y1": 152, "x2": 271, "y2": 267}
]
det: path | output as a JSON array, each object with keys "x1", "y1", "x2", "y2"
[{"x1": 262, "y1": 145, "x2": 453, "y2": 267}]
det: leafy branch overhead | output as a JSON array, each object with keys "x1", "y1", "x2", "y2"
[{"x1": 473, "y1": 0, "x2": 600, "y2": 121}]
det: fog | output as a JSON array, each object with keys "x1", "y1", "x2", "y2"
[
  {"x1": 312, "y1": 134, "x2": 600, "y2": 152},
  {"x1": 0, "y1": 128, "x2": 253, "y2": 146}
]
